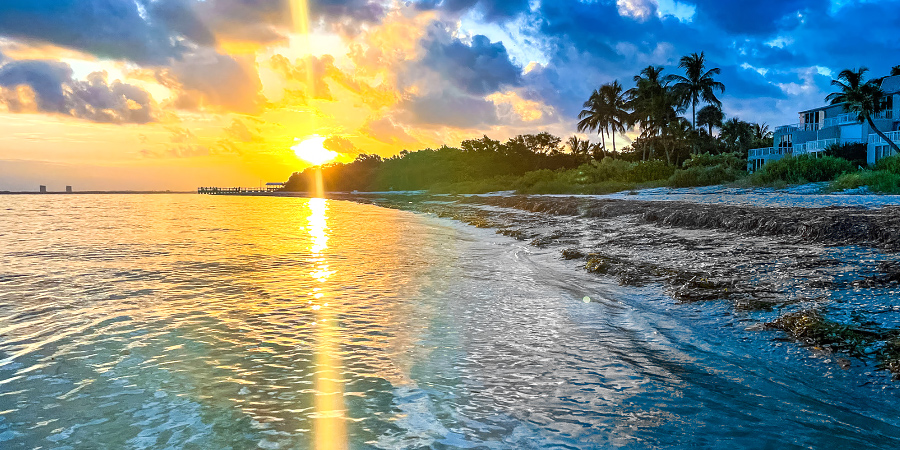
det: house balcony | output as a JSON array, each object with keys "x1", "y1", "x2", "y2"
[
  {"x1": 748, "y1": 147, "x2": 792, "y2": 159},
  {"x1": 775, "y1": 123, "x2": 820, "y2": 133},
  {"x1": 793, "y1": 137, "x2": 863, "y2": 155},
  {"x1": 822, "y1": 113, "x2": 858, "y2": 128},
  {"x1": 824, "y1": 111, "x2": 893, "y2": 128},
  {"x1": 869, "y1": 130, "x2": 900, "y2": 145}
]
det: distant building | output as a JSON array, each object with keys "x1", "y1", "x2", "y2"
[
  {"x1": 39, "y1": 185, "x2": 46, "y2": 193},
  {"x1": 748, "y1": 74, "x2": 900, "y2": 171},
  {"x1": 266, "y1": 182, "x2": 285, "y2": 192},
  {"x1": 65, "y1": 186, "x2": 72, "y2": 193}
]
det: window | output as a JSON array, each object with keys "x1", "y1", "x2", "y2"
[{"x1": 779, "y1": 134, "x2": 792, "y2": 148}]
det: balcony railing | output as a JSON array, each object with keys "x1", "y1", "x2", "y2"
[
  {"x1": 748, "y1": 147, "x2": 792, "y2": 159},
  {"x1": 824, "y1": 111, "x2": 892, "y2": 128},
  {"x1": 823, "y1": 113, "x2": 858, "y2": 128},
  {"x1": 870, "y1": 130, "x2": 900, "y2": 144},
  {"x1": 775, "y1": 123, "x2": 820, "y2": 133},
  {"x1": 794, "y1": 137, "x2": 863, "y2": 155}
]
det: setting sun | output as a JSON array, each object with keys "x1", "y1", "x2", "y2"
[{"x1": 292, "y1": 135, "x2": 338, "y2": 166}]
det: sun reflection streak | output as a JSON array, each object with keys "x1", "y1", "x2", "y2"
[{"x1": 306, "y1": 198, "x2": 347, "y2": 450}]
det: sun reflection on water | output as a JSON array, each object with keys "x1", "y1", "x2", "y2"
[{"x1": 306, "y1": 198, "x2": 347, "y2": 450}]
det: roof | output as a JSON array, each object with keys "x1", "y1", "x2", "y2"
[
  {"x1": 798, "y1": 103, "x2": 843, "y2": 114},
  {"x1": 265, "y1": 182, "x2": 284, "y2": 186},
  {"x1": 881, "y1": 75, "x2": 900, "y2": 94}
]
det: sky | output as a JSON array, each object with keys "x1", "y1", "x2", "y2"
[{"x1": 1, "y1": 0, "x2": 899, "y2": 191}]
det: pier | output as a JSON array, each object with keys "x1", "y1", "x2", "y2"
[{"x1": 198, "y1": 183, "x2": 285, "y2": 195}]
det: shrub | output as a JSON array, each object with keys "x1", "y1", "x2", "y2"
[
  {"x1": 825, "y1": 142, "x2": 868, "y2": 167},
  {"x1": 627, "y1": 160, "x2": 675, "y2": 182},
  {"x1": 751, "y1": 155, "x2": 854, "y2": 184},
  {"x1": 833, "y1": 170, "x2": 900, "y2": 193},
  {"x1": 682, "y1": 152, "x2": 746, "y2": 171},
  {"x1": 668, "y1": 165, "x2": 742, "y2": 187},
  {"x1": 579, "y1": 158, "x2": 633, "y2": 183},
  {"x1": 875, "y1": 155, "x2": 900, "y2": 175}
]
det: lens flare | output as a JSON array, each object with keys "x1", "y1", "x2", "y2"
[{"x1": 292, "y1": 135, "x2": 338, "y2": 166}]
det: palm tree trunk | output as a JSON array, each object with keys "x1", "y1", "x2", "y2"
[
  {"x1": 866, "y1": 114, "x2": 900, "y2": 154},
  {"x1": 601, "y1": 131, "x2": 606, "y2": 151},
  {"x1": 692, "y1": 102, "x2": 698, "y2": 155},
  {"x1": 612, "y1": 129, "x2": 616, "y2": 153},
  {"x1": 692, "y1": 102, "x2": 696, "y2": 131}
]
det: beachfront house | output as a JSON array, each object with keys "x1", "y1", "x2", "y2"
[{"x1": 747, "y1": 75, "x2": 900, "y2": 172}]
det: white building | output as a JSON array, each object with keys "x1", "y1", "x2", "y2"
[{"x1": 748, "y1": 75, "x2": 900, "y2": 171}]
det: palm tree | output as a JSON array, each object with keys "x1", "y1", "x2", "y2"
[
  {"x1": 826, "y1": 67, "x2": 900, "y2": 154},
  {"x1": 752, "y1": 122, "x2": 772, "y2": 140},
  {"x1": 577, "y1": 89, "x2": 608, "y2": 150},
  {"x1": 566, "y1": 136, "x2": 592, "y2": 158},
  {"x1": 667, "y1": 52, "x2": 725, "y2": 131},
  {"x1": 720, "y1": 118, "x2": 753, "y2": 154},
  {"x1": 627, "y1": 66, "x2": 686, "y2": 162},
  {"x1": 578, "y1": 81, "x2": 630, "y2": 153},
  {"x1": 892, "y1": 65, "x2": 900, "y2": 76},
  {"x1": 696, "y1": 104, "x2": 724, "y2": 137},
  {"x1": 599, "y1": 81, "x2": 629, "y2": 153}
]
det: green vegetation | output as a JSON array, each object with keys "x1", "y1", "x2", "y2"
[
  {"x1": 751, "y1": 155, "x2": 854, "y2": 185},
  {"x1": 283, "y1": 60, "x2": 900, "y2": 195}
]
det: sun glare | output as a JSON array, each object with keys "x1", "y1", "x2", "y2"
[{"x1": 292, "y1": 135, "x2": 338, "y2": 166}]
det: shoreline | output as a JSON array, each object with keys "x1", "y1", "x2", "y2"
[{"x1": 340, "y1": 191, "x2": 900, "y2": 380}]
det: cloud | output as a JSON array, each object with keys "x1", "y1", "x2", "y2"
[
  {"x1": 0, "y1": 59, "x2": 156, "y2": 123},
  {"x1": 415, "y1": 0, "x2": 531, "y2": 20},
  {"x1": 142, "y1": 126, "x2": 209, "y2": 158},
  {"x1": 400, "y1": 91, "x2": 499, "y2": 128},
  {"x1": 690, "y1": 0, "x2": 821, "y2": 36},
  {"x1": 165, "y1": 50, "x2": 264, "y2": 113},
  {"x1": 361, "y1": 116, "x2": 420, "y2": 145},
  {"x1": 66, "y1": 72, "x2": 156, "y2": 123},
  {"x1": 616, "y1": 0, "x2": 658, "y2": 21},
  {"x1": 323, "y1": 136, "x2": 360, "y2": 155},
  {"x1": 224, "y1": 119, "x2": 264, "y2": 143},
  {"x1": 420, "y1": 28, "x2": 522, "y2": 96},
  {"x1": 0, "y1": 59, "x2": 71, "y2": 112},
  {"x1": 269, "y1": 54, "x2": 334, "y2": 101},
  {"x1": 313, "y1": 0, "x2": 388, "y2": 24},
  {"x1": 0, "y1": 0, "x2": 201, "y2": 64}
]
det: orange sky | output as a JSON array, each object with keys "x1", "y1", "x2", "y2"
[{"x1": 0, "y1": 3, "x2": 566, "y2": 191}]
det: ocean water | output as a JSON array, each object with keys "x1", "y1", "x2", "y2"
[{"x1": 1, "y1": 194, "x2": 899, "y2": 449}]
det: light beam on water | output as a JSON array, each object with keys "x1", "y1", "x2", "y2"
[{"x1": 306, "y1": 198, "x2": 347, "y2": 449}]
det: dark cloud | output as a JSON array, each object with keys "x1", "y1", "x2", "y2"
[
  {"x1": 690, "y1": 0, "x2": 823, "y2": 36},
  {"x1": 67, "y1": 72, "x2": 156, "y2": 123},
  {"x1": 0, "y1": 59, "x2": 71, "y2": 112},
  {"x1": 0, "y1": 60, "x2": 156, "y2": 123},
  {"x1": 421, "y1": 30, "x2": 522, "y2": 96},
  {"x1": 313, "y1": 0, "x2": 387, "y2": 23},
  {"x1": 0, "y1": 0, "x2": 199, "y2": 64},
  {"x1": 415, "y1": 0, "x2": 530, "y2": 20},
  {"x1": 716, "y1": 66, "x2": 785, "y2": 100}
]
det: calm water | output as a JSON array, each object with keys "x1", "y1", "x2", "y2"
[{"x1": 1, "y1": 195, "x2": 899, "y2": 449}]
